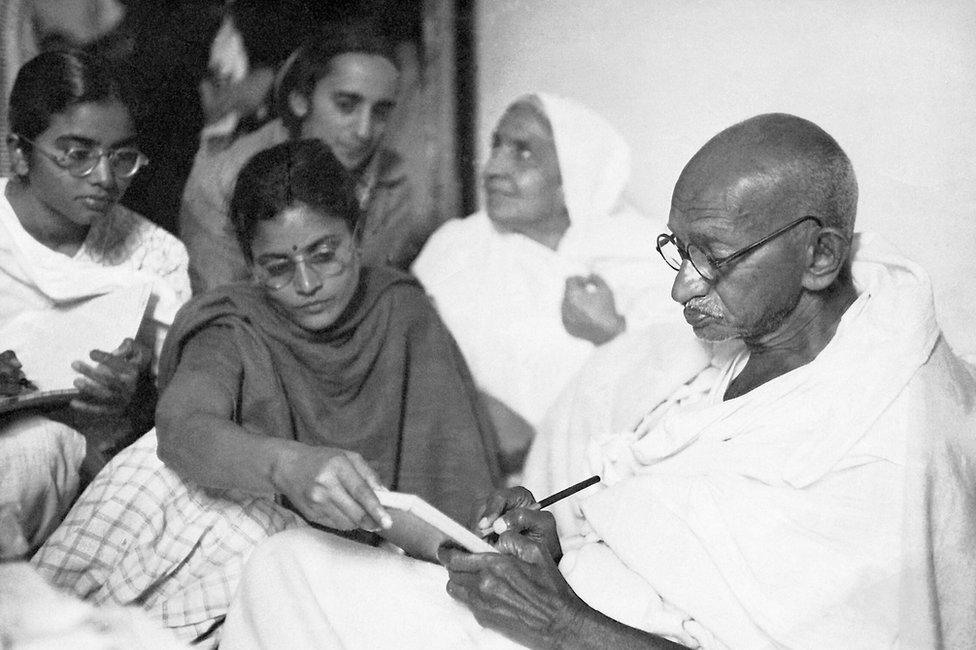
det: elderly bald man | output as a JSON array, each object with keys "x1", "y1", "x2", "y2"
[{"x1": 219, "y1": 114, "x2": 976, "y2": 650}]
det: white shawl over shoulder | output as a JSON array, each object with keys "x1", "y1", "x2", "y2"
[{"x1": 525, "y1": 233, "x2": 976, "y2": 648}]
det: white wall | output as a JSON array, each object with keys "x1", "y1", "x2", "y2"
[{"x1": 476, "y1": 0, "x2": 976, "y2": 357}]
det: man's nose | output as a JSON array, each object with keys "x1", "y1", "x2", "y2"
[
  {"x1": 353, "y1": 108, "x2": 373, "y2": 142},
  {"x1": 293, "y1": 259, "x2": 322, "y2": 295},
  {"x1": 670, "y1": 259, "x2": 710, "y2": 304}
]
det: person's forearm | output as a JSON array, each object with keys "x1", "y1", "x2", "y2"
[
  {"x1": 157, "y1": 412, "x2": 306, "y2": 496},
  {"x1": 557, "y1": 605, "x2": 689, "y2": 650}
]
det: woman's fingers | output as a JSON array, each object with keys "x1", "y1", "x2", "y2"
[
  {"x1": 311, "y1": 453, "x2": 390, "y2": 531},
  {"x1": 69, "y1": 341, "x2": 145, "y2": 411}
]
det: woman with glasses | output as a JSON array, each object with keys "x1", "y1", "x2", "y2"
[
  {"x1": 33, "y1": 139, "x2": 500, "y2": 645},
  {"x1": 0, "y1": 49, "x2": 190, "y2": 555}
]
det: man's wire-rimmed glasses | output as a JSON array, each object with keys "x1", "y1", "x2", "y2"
[
  {"x1": 655, "y1": 215, "x2": 823, "y2": 282},
  {"x1": 14, "y1": 134, "x2": 148, "y2": 179}
]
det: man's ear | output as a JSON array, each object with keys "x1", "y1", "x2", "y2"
[
  {"x1": 287, "y1": 91, "x2": 309, "y2": 121},
  {"x1": 802, "y1": 227, "x2": 850, "y2": 291},
  {"x1": 7, "y1": 135, "x2": 29, "y2": 177}
]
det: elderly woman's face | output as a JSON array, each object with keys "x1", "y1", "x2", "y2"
[
  {"x1": 17, "y1": 99, "x2": 137, "y2": 230},
  {"x1": 483, "y1": 103, "x2": 565, "y2": 234},
  {"x1": 250, "y1": 203, "x2": 361, "y2": 331},
  {"x1": 291, "y1": 52, "x2": 398, "y2": 172}
]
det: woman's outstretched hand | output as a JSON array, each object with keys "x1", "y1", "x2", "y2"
[{"x1": 278, "y1": 446, "x2": 392, "y2": 533}]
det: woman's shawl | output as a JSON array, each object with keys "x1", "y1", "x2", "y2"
[
  {"x1": 527, "y1": 233, "x2": 976, "y2": 647},
  {"x1": 0, "y1": 178, "x2": 188, "y2": 367},
  {"x1": 412, "y1": 93, "x2": 677, "y2": 429},
  {"x1": 157, "y1": 266, "x2": 501, "y2": 525}
]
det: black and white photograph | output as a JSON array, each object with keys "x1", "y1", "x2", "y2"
[{"x1": 1, "y1": 1, "x2": 974, "y2": 648}]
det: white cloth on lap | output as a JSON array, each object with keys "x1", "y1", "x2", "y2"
[
  {"x1": 0, "y1": 414, "x2": 84, "y2": 552},
  {"x1": 222, "y1": 528, "x2": 525, "y2": 650}
]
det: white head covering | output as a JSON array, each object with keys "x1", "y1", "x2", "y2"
[{"x1": 529, "y1": 92, "x2": 633, "y2": 228}]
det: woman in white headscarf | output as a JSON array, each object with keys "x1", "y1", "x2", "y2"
[{"x1": 412, "y1": 93, "x2": 677, "y2": 469}]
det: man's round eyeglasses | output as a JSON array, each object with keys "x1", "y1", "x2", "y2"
[
  {"x1": 655, "y1": 215, "x2": 823, "y2": 282},
  {"x1": 254, "y1": 242, "x2": 356, "y2": 291},
  {"x1": 15, "y1": 134, "x2": 149, "y2": 179}
]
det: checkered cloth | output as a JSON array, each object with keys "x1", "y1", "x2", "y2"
[{"x1": 31, "y1": 430, "x2": 305, "y2": 646}]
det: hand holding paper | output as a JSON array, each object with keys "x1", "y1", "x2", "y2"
[
  {"x1": 69, "y1": 338, "x2": 151, "y2": 415},
  {"x1": 275, "y1": 446, "x2": 391, "y2": 532}
]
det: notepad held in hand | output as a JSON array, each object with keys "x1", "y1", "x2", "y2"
[
  {"x1": 376, "y1": 490, "x2": 497, "y2": 560},
  {"x1": 0, "y1": 284, "x2": 151, "y2": 414}
]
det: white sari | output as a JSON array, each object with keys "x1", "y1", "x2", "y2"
[
  {"x1": 0, "y1": 177, "x2": 190, "y2": 550},
  {"x1": 413, "y1": 93, "x2": 678, "y2": 431}
]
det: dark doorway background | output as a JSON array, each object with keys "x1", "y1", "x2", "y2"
[{"x1": 112, "y1": 0, "x2": 476, "y2": 237}]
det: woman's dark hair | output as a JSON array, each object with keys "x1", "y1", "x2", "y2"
[
  {"x1": 230, "y1": 139, "x2": 361, "y2": 260},
  {"x1": 275, "y1": 22, "x2": 398, "y2": 136},
  {"x1": 8, "y1": 49, "x2": 138, "y2": 152}
]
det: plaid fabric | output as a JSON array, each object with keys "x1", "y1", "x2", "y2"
[{"x1": 31, "y1": 430, "x2": 305, "y2": 646}]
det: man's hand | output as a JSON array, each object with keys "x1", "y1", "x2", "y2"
[
  {"x1": 562, "y1": 274, "x2": 626, "y2": 345},
  {"x1": 0, "y1": 349, "x2": 34, "y2": 396},
  {"x1": 275, "y1": 446, "x2": 392, "y2": 532},
  {"x1": 473, "y1": 487, "x2": 561, "y2": 563},
  {"x1": 439, "y1": 533, "x2": 587, "y2": 649},
  {"x1": 69, "y1": 338, "x2": 150, "y2": 415}
]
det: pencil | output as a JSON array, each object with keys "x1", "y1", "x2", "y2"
[
  {"x1": 478, "y1": 475, "x2": 602, "y2": 538},
  {"x1": 536, "y1": 475, "x2": 600, "y2": 509}
]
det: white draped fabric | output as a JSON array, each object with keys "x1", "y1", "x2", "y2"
[
  {"x1": 524, "y1": 233, "x2": 976, "y2": 648},
  {"x1": 412, "y1": 93, "x2": 678, "y2": 429},
  {"x1": 0, "y1": 178, "x2": 190, "y2": 550},
  {"x1": 0, "y1": 178, "x2": 189, "y2": 362}
]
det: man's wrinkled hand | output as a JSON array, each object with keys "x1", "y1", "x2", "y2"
[
  {"x1": 472, "y1": 487, "x2": 562, "y2": 563},
  {"x1": 562, "y1": 274, "x2": 626, "y2": 345},
  {"x1": 439, "y1": 533, "x2": 585, "y2": 648}
]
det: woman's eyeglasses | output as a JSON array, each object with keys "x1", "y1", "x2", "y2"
[
  {"x1": 656, "y1": 215, "x2": 823, "y2": 282},
  {"x1": 254, "y1": 242, "x2": 356, "y2": 291},
  {"x1": 14, "y1": 134, "x2": 149, "y2": 179}
]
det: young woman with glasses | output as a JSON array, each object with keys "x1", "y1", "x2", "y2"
[
  {"x1": 0, "y1": 49, "x2": 190, "y2": 556},
  {"x1": 32, "y1": 139, "x2": 500, "y2": 645}
]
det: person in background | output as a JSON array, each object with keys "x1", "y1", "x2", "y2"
[
  {"x1": 180, "y1": 21, "x2": 428, "y2": 293},
  {"x1": 412, "y1": 93, "x2": 677, "y2": 472},
  {"x1": 0, "y1": 49, "x2": 189, "y2": 555},
  {"x1": 219, "y1": 113, "x2": 976, "y2": 650},
  {"x1": 32, "y1": 139, "x2": 499, "y2": 646}
]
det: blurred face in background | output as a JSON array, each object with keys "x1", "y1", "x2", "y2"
[
  {"x1": 482, "y1": 101, "x2": 566, "y2": 239},
  {"x1": 289, "y1": 52, "x2": 398, "y2": 172}
]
